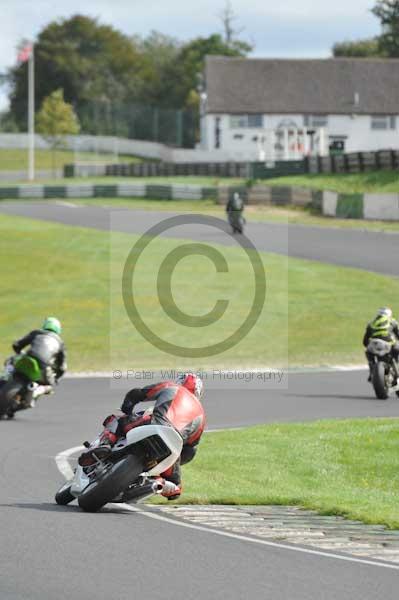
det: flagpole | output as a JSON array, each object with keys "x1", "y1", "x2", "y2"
[{"x1": 28, "y1": 44, "x2": 35, "y2": 181}]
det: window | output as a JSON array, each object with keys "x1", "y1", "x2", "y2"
[
  {"x1": 230, "y1": 114, "x2": 263, "y2": 128},
  {"x1": 230, "y1": 115, "x2": 247, "y2": 128},
  {"x1": 371, "y1": 115, "x2": 396, "y2": 130},
  {"x1": 248, "y1": 114, "x2": 263, "y2": 128},
  {"x1": 304, "y1": 115, "x2": 328, "y2": 128}
]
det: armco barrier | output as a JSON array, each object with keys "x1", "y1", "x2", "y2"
[
  {"x1": 0, "y1": 183, "x2": 218, "y2": 202},
  {"x1": 322, "y1": 191, "x2": 399, "y2": 221},
  {"x1": 2, "y1": 182, "x2": 397, "y2": 221}
]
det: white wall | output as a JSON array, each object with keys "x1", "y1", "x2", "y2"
[
  {"x1": 0, "y1": 133, "x2": 256, "y2": 164},
  {"x1": 363, "y1": 194, "x2": 399, "y2": 220},
  {"x1": 0, "y1": 134, "x2": 165, "y2": 159},
  {"x1": 203, "y1": 113, "x2": 399, "y2": 158}
]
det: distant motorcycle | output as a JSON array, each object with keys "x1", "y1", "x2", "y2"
[
  {"x1": 0, "y1": 354, "x2": 52, "y2": 418},
  {"x1": 55, "y1": 423, "x2": 183, "y2": 512},
  {"x1": 367, "y1": 338, "x2": 399, "y2": 400},
  {"x1": 228, "y1": 211, "x2": 245, "y2": 234}
]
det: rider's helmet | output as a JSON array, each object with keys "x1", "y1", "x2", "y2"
[
  {"x1": 377, "y1": 307, "x2": 393, "y2": 319},
  {"x1": 176, "y1": 372, "x2": 204, "y2": 400},
  {"x1": 42, "y1": 317, "x2": 62, "y2": 335}
]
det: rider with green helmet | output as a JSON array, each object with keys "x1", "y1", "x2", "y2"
[
  {"x1": 12, "y1": 317, "x2": 67, "y2": 386},
  {"x1": 363, "y1": 307, "x2": 399, "y2": 381}
]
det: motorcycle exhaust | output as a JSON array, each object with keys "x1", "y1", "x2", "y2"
[
  {"x1": 153, "y1": 480, "x2": 165, "y2": 494},
  {"x1": 137, "y1": 473, "x2": 164, "y2": 494},
  {"x1": 120, "y1": 480, "x2": 164, "y2": 504}
]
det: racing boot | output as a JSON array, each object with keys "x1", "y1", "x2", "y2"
[{"x1": 156, "y1": 478, "x2": 182, "y2": 501}]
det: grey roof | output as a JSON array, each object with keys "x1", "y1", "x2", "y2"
[{"x1": 205, "y1": 56, "x2": 399, "y2": 115}]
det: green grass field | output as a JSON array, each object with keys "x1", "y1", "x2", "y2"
[
  {"x1": 0, "y1": 148, "x2": 141, "y2": 172},
  {"x1": 1, "y1": 213, "x2": 399, "y2": 370},
  {"x1": 164, "y1": 418, "x2": 399, "y2": 529},
  {"x1": 267, "y1": 170, "x2": 399, "y2": 194}
]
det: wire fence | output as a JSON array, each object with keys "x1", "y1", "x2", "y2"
[{"x1": 76, "y1": 101, "x2": 198, "y2": 148}]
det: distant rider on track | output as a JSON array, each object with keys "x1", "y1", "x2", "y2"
[
  {"x1": 363, "y1": 307, "x2": 399, "y2": 381},
  {"x1": 226, "y1": 192, "x2": 245, "y2": 234},
  {"x1": 10, "y1": 316, "x2": 67, "y2": 401}
]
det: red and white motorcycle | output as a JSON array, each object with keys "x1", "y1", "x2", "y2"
[{"x1": 55, "y1": 423, "x2": 183, "y2": 512}]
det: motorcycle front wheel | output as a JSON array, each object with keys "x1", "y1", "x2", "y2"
[
  {"x1": 55, "y1": 482, "x2": 75, "y2": 506},
  {"x1": 372, "y1": 362, "x2": 389, "y2": 400}
]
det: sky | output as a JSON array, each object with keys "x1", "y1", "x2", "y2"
[{"x1": 0, "y1": 0, "x2": 380, "y2": 110}]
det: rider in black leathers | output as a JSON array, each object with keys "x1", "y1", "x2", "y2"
[
  {"x1": 12, "y1": 317, "x2": 67, "y2": 386},
  {"x1": 226, "y1": 192, "x2": 244, "y2": 233}
]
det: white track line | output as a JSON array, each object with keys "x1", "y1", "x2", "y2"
[
  {"x1": 55, "y1": 445, "x2": 84, "y2": 480},
  {"x1": 54, "y1": 201, "x2": 80, "y2": 208},
  {"x1": 55, "y1": 446, "x2": 399, "y2": 571}
]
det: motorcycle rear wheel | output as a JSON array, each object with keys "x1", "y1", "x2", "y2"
[
  {"x1": 372, "y1": 362, "x2": 389, "y2": 400},
  {"x1": 78, "y1": 455, "x2": 142, "y2": 513},
  {"x1": 0, "y1": 379, "x2": 23, "y2": 417}
]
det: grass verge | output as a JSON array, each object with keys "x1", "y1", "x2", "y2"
[
  {"x1": 166, "y1": 418, "x2": 399, "y2": 529},
  {"x1": 1, "y1": 213, "x2": 399, "y2": 369},
  {"x1": 0, "y1": 148, "x2": 141, "y2": 172},
  {"x1": 266, "y1": 170, "x2": 399, "y2": 194}
]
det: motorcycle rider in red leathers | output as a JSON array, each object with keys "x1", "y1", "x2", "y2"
[{"x1": 98, "y1": 373, "x2": 206, "y2": 500}]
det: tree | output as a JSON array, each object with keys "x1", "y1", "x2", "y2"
[
  {"x1": 333, "y1": 38, "x2": 382, "y2": 57},
  {"x1": 6, "y1": 15, "x2": 253, "y2": 147},
  {"x1": 219, "y1": 0, "x2": 247, "y2": 51},
  {"x1": 36, "y1": 89, "x2": 80, "y2": 174},
  {"x1": 132, "y1": 31, "x2": 181, "y2": 107},
  {"x1": 372, "y1": 0, "x2": 399, "y2": 56},
  {"x1": 9, "y1": 15, "x2": 145, "y2": 128},
  {"x1": 173, "y1": 34, "x2": 252, "y2": 108}
]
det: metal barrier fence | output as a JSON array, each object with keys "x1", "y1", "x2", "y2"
[
  {"x1": 0, "y1": 183, "x2": 217, "y2": 201},
  {"x1": 306, "y1": 150, "x2": 399, "y2": 174},
  {"x1": 65, "y1": 160, "x2": 307, "y2": 179}
]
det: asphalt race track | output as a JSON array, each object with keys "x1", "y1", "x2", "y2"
[
  {"x1": 0, "y1": 200, "x2": 399, "y2": 275},
  {"x1": 1, "y1": 372, "x2": 399, "y2": 600},
  {"x1": 1, "y1": 203, "x2": 399, "y2": 597}
]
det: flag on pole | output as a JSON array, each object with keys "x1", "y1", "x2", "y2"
[
  {"x1": 17, "y1": 43, "x2": 33, "y2": 63},
  {"x1": 17, "y1": 41, "x2": 35, "y2": 180}
]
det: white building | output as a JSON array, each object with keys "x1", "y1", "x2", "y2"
[{"x1": 201, "y1": 56, "x2": 399, "y2": 161}]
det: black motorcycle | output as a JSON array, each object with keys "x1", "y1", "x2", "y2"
[
  {"x1": 0, "y1": 354, "x2": 52, "y2": 418},
  {"x1": 367, "y1": 339, "x2": 399, "y2": 400},
  {"x1": 228, "y1": 211, "x2": 245, "y2": 234}
]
